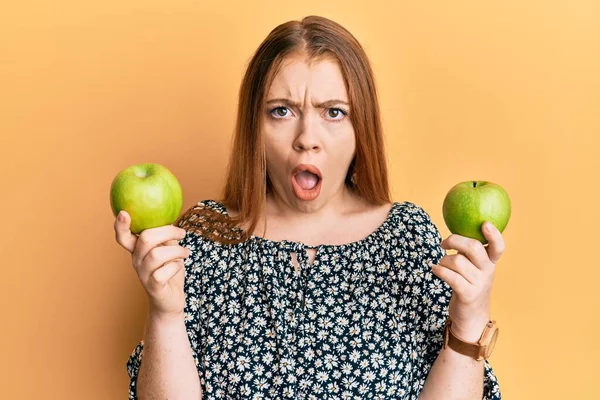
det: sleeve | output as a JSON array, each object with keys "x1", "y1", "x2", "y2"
[
  {"x1": 406, "y1": 203, "x2": 502, "y2": 399},
  {"x1": 125, "y1": 207, "x2": 213, "y2": 399}
]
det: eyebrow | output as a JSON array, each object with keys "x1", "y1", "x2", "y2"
[{"x1": 265, "y1": 97, "x2": 349, "y2": 108}]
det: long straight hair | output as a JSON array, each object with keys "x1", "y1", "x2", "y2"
[{"x1": 177, "y1": 15, "x2": 391, "y2": 244}]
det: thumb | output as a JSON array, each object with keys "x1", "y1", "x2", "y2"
[
  {"x1": 114, "y1": 210, "x2": 137, "y2": 253},
  {"x1": 482, "y1": 221, "x2": 506, "y2": 264}
]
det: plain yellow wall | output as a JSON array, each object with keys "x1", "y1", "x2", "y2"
[{"x1": 2, "y1": 0, "x2": 598, "y2": 398}]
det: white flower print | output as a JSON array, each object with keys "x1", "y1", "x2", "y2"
[{"x1": 127, "y1": 200, "x2": 502, "y2": 400}]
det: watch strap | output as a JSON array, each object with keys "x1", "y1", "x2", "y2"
[{"x1": 443, "y1": 318, "x2": 493, "y2": 361}]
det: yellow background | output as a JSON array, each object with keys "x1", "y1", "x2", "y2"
[{"x1": 2, "y1": 0, "x2": 598, "y2": 398}]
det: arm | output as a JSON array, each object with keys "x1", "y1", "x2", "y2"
[
  {"x1": 126, "y1": 202, "x2": 215, "y2": 399},
  {"x1": 418, "y1": 318, "x2": 488, "y2": 399},
  {"x1": 405, "y1": 203, "x2": 501, "y2": 400},
  {"x1": 136, "y1": 310, "x2": 202, "y2": 400}
]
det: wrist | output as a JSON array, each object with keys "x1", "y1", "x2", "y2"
[
  {"x1": 449, "y1": 317, "x2": 490, "y2": 342},
  {"x1": 147, "y1": 307, "x2": 185, "y2": 325}
]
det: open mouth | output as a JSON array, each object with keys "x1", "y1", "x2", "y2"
[{"x1": 291, "y1": 164, "x2": 322, "y2": 201}]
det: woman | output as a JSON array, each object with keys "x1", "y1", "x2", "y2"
[{"x1": 116, "y1": 15, "x2": 503, "y2": 399}]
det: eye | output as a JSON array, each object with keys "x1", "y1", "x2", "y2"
[
  {"x1": 327, "y1": 108, "x2": 347, "y2": 120},
  {"x1": 326, "y1": 108, "x2": 348, "y2": 121},
  {"x1": 270, "y1": 107, "x2": 291, "y2": 119}
]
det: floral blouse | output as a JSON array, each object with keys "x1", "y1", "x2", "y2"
[{"x1": 127, "y1": 199, "x2": 501, "y2": 399}]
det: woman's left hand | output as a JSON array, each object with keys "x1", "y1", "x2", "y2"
[{"x1": 432, "y1": 221, "x2": 506, "y2": 341}]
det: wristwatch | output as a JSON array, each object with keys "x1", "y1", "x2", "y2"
[{"x1": 443, "y1": 317, "x2": 499, "y2": 361}]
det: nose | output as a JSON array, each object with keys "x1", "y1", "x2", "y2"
[{"x1": 293, "y1": 115, "x2": 321, "y2": 152}]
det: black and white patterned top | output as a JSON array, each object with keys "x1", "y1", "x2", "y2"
[{"x1": 127, "y1": 199, "x2": 501, "y2": 399}]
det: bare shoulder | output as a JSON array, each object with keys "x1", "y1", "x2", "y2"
[
  {"x1": 347, "y1": 195, "x2": 394, "y2": 220},
  {"x1": 356, "y1": 202, "x2": 394, "y2": 230}
]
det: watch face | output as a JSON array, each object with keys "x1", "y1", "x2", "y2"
[{"x1": 485, "y1": 328, "x2": 499, "y2": 358}]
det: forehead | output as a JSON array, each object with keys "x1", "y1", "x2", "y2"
[{"x1": 267, "y1": 54, "x2": 348, "y2": 100}]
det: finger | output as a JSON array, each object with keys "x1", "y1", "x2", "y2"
[
  {"x1": 132, "y1": 226, "x2": 187, "y2": 268},
  {"x1": 138, "y1": 245, "x2": 190, "y2": 282},
  {"x1": 114, "y1": 211, "x2": 137, "y2": 253},
  {"x1": 441, "y1": 234, "x2": 489, "y2": 271},
  {"x1": 481, "y1": 222, "x2": 506, "y2": 264},
  {"x1": 438, "y1": 254, "x2": 479, "y2": 285},
  {"x1": 431, "y1": 263, "x2": 471, "y2": 295},
  {"x1": 147, "y1": 260, "x2": 184, "y2": 291}
]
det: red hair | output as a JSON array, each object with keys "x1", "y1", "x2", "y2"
[{"x1": 177, "y1": 15, "x2": 391, "y2": 244}]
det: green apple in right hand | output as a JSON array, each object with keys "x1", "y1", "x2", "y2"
[{"x1": 110, "y1": 163, "x2": 183, "y2": 234}]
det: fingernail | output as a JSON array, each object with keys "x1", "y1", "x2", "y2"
[
  {"x1": 117, "y1": 211, "x2": 125, "y2": 222},
  {"x1": 485, "y1": 222, "x2": 494, "y2": 233}
]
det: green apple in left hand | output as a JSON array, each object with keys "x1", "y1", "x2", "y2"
[
  {"x1": 442, "y1": 181, "x2": 511, "y2": 244},
  {"x1": 110, "y1": 163, "x2": 183, "y2": 234}
]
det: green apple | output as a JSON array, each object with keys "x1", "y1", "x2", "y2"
[
  {"x1": 110, "y1": 163, "x2": 183, "y2": 234},
  {"x1": 442, "y1": 181, "x2": 511, "y2": 244}
]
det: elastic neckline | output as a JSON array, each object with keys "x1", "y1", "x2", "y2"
[{"x1": 216, "y1": 200, "x2": 406, "y2": 250}]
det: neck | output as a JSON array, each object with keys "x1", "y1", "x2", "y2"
[{"x1": 267, "y1": 185, "x2": 362, "y2": 223}]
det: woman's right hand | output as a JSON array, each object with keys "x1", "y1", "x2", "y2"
[{"x1": 114, "y1": 210, "x2": 191, "y2": 320}]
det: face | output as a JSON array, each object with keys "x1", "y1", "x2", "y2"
[{"x1": 263, "y1": 54, "x2": 356, "y2": 212}]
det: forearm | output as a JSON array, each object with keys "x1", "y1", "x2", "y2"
[
  {"x1": 137, "y1": 310, "x2": 202, "y2": 400},
  {"x1": 419, "y1": 320, "x2": 487, "y2": 400}
]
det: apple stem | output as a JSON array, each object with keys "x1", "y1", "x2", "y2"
[{"x1": 473, "y1": 181, "x2": 477, "y2": 188}]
